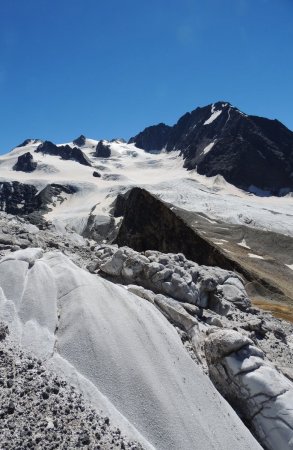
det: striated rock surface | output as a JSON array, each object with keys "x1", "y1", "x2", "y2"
[{"x1": 205, "y1": 329, "x2": 293, "y2": 450}]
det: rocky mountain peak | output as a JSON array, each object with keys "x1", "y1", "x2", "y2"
[
  {"x1": 16, "y1": 138, "x2": 42, "y2": 148},
  {"x1": 129, "y1": 102, "x2": 293, "y2": 195},
  {"x1": 73, "y1": 134, "x2": 86, "y2": 147}
]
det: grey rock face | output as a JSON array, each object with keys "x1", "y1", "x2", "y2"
[{"x1": 12, "y1": 152, "x2": 37, "y2": 172}]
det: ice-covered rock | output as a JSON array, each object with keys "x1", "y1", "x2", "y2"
[
  {"x1": 0, "y1": 248, "x2": 261, "y2": 450},
  {"x1": 205, "y1": 329, "x2": 293, "y2": 450},
  {"x1": 98, "y1": 245, "x2": 250, "y2": 310}
]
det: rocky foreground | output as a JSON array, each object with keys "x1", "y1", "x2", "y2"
[
  {"x1": 0, "y1": 212, "x2": 292, "y2": 449},
  {"x1": 0, "y1": 323, "x2": 142, "y2": 450}
]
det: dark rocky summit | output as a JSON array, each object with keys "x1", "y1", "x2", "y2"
[
  {"x1": 95, "y1": 140, "x2": 111, "y2": 158},
  {"x1": 129, "y1": 102, "x2": 293, "y2": 195},
  {"x1": 73, "y1": 134, "x2": 86, "y2": 147},
  {"x1": 12, "y1": 152, "x2": 37, "y2": 172},
  {"x1": 36, "y1": 140, "x2": 91, "y2": 166},
  {"x1": 93, "y1": 170, "x2": 101, "y2": 177}
]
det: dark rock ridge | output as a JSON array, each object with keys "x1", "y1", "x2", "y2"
[
  {"x1": 114, "y1": 187, "x2": 293, "y2": 308},
  {"x1": 129, "y1": 102, "x2": 293, "y2": 195},
  {"x1": 35, "y1": 141, "x2": 91, "y2": 166},
  {"x1": 115, "y1": 187, "x2": 242, "y2": 268},
  {"x1": 73, "y1": 134, "x2": 86, "y2": 147},
  {"x1": 95, "y1": 140, "x2": 111, "y2": 158},
  {"x1": 0, "y1": 181, "x2": 76, "y2": 224},
  {"x1": 12, "y1": 152, "x2": 37, "y2": 173}
]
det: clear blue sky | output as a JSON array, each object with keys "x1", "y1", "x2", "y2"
[{"x1": 0, "y1": 0, "x2": 292, "y2": 153}]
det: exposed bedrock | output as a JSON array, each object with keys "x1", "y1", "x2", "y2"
[
  {"x1": 129, "y1": 102, "x2": 293, "y2": 195},
  {"x1": 0, "y1": 181, "x2": 76, "y2": 225},
  {"x1": 12, "y1": 152, "x2": 37, "y2": 172},
  {"x1": 95, "y1": 140, "x2": 112, "y2": 158},
  {"x1": 73, "y1": 134, "x2": 86, "y2": 147},
  {"x1": 36, "y1": 141, "x2": 91, "y2": 166},
  {"x1": 205, "y1": 329, "x2": 293, "y2": 450},
  {"x1": 114, "y1": 187, "x2": 236, "y2": 267}
]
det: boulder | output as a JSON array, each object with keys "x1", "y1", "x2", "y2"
[{"x1": 95, "y1": 141, "x2": 111, "y2": 158}]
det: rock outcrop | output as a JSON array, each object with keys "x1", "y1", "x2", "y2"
[
  {"x1": 95, "y1": 140, "x2": 111, "y2": 158},
  {"x1": 73, "y1": 134, "x2": 86, "y2": 147},
  {"x1": 97, "y1": 245, "x2": 249, "y2": 309},
  {"x1": 114, "y1": 187, "x2": 235, "y2": 268},
  {"x1": 129, "y1": 102, "x2": 293, "y2": 195},
  {"x1": 36, "y1": 141, "x2": 91, "y2": 166},
  {"x1": 0, "y1": 181, "x2": 76, "y2": 224},
  {"x1": 12, "y1": 152, "x2": 37, "y2": 172}
]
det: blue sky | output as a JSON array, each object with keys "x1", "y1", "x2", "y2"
[{"x1": 0, "y1": 0, "x2": 292, "y2": 153}]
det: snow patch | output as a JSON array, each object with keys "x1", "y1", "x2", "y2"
[
  {"x1": 202, "y1": 142, "x2": 215, "y2": 155},
  {"x1": 248, "y1": 253, "x2": 264, "y2": 260},
  {"x1": 238, "y1": 239, "x2": 251, "y2": 249},
  {"x1": 204, "y1": 109, "x2": 222, "y2": 125}
]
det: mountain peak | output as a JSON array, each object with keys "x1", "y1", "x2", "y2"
[{"x1": 129, "y1": 102, "x2": 293, "y2": 195}]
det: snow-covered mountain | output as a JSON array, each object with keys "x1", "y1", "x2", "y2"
[
  {"x1": 0, "y1": 135, "x2": 292, "y2": 237},
  {"x1": 0, "y1": 105, "x2": 293, "y2": 449}
]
